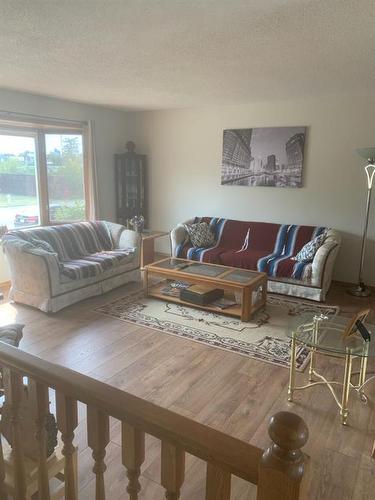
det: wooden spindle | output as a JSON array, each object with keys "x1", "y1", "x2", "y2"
[
  {"x1": 3, "y1": 368, "x2": 26, "y2": 499},
  {"x1": 205, "y1": 463, "x2": 231, "y2": 500},
  {"x1": 257, "y1": 411, "x2": 308, "y2": 500},
  {"x1": 32, "y1": 381, "x2": 51, "y2": 500},
  {"x1": 0, "y1": 433, "x2": 7, "y2": 499},
  {"x1": 122, "y1": 422, "x2": 145, "y2": 500},
  {"x1": 56, "y1": 392, "x2": 78, "y2": 500},
  {"x1": 161, "y1": 441, "x2": 185, "y2": 500},
  {"x1": 87, "y1": 406, "x2": 110, "y2": 500}
]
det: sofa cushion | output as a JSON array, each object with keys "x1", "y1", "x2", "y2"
[
  {"x1": 220, "y1": 249, "x2": 269, "y2": 270},
  {"x1": 268, "y1": 256, "x2": 312, "y2": 280},
  {"x1": 266, "y1": 225, "x2": 326, "y2": 277},
  {"x1": 60, "y1": 249, "x2": 135, "y2": 280}
]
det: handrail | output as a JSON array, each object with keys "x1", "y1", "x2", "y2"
[
  {"x1": 0, "y1": 341, "x2": 261, "y2": 483},
  {"x1": 0, "y1": 341, "x2": 309, "y2": 499}
]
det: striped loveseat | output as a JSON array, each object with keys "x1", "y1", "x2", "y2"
[
  {"x1": 171, "y1": 217, "x2": 341, "y2": 301},
  {"x1": 2, "y1": 221, "x2": 140, "y2": 312}
]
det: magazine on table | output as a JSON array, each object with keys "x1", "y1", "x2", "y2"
[
  {"x1": 160, "y1": 280, "x2": 190, "y2": 297},
  {"x1": 210, "y1": 297, "x2": 238, "y2": 309}
]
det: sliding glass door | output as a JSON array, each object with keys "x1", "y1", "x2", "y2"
[
  {"x1": 45, "y1": 133, "x2": 85, "y2": 223},
  {"x1": 0, "y1": 132, "x2": 40, "y2": 229},
  {"x1": 0, "y1": 126, "x2": 87, "y2": 230}
]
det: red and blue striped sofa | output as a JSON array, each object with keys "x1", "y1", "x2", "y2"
[{"x1": 171, "y1": 217, "x2": 341, "y2": 301}]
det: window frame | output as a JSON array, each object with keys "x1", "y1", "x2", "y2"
[{"x1": 0, "y1": 119, "x2": 90, "y2": 228}]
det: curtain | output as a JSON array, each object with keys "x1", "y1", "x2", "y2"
[{"x1": 85, "y1": 120, "x2": 99, "y2": 220}]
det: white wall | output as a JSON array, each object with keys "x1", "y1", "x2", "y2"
[
  {"x1": 0, "y1": 89, "x2": 135, "y2": 282},
  {"x1": 132, "y1": 95, "x2": 375, "y2": 285}
]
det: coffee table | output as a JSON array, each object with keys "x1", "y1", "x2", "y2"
[{"x1": 143, "y1": 257, "x2": 267, "y2": 321}]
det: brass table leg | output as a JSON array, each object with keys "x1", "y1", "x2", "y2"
[
  {"x1": 340, "y1": 350, "x2": 353, "y2": 425},
  {"x1": 358, "y1": 352, "x2": 368, "y2": 402},
  {"x1": 288, "y1": 334, "x2": 296, "y2": 402},
  {"x1": 308, "y1": 348, "x2": 315, "y2": 382}
]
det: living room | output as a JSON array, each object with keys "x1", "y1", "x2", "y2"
[{"x1": 0, "y1": 1, "x2": 374, "y2": 499}]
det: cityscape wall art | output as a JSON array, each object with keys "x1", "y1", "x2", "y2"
[{"x1": 221, "y1": 126, "x2": 306, "y2": 187}]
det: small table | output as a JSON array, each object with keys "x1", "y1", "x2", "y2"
[
  {"x1": 287, "y1": 314, "x2": 375, "y2": 425},
  {"x1": 140, "y1": 230, "x2": 169, "y2": 268},
  {"x1": 144, "y1": 257, "x2": 267, "y2": 321}
]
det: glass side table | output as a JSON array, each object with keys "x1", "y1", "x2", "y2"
[{"x1": 287, "y1": 314, "x2": 375, "y2": 425}]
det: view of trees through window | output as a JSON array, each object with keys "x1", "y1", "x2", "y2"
[{"x1": 0, "y1": 131, "x2": 85, "y2": 229}]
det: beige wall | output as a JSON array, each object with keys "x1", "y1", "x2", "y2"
[{"x1": 132, "y1": 95, "x2": 375, "y2": 284}]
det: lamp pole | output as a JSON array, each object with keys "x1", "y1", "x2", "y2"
[{"x1": 350, "y1": 159, "x2": 375, "y2": 297}]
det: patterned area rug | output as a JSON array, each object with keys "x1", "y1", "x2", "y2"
[{"x1": 94, "y1": 292, "x2": 338, "y2": 370}]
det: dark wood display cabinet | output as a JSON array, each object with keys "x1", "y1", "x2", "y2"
[{"x1": 115, "y1": 141, "x2": 147, "y2": 228}]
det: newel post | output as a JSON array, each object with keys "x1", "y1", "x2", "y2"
[{"x1": 257, "y1": 411, "x2": 308, "y2": 500}]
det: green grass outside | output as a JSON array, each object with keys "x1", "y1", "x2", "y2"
[{"x1": 0, "y1": 194, "x2": 37, "y2": 207}]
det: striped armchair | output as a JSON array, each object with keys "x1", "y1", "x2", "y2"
[{"x1": 2, "y1": 221, "x2": 140, "y2": 312}]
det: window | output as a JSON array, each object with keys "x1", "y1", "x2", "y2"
[{"x1": 0, "y1": 119, "x2": 91, "y2": 230}]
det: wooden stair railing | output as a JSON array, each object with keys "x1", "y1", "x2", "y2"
[{"x1": 0, "y1": 341, "x2": 309, "y2": 499}]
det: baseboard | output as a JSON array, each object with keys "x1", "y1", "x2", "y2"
[{"x1": 332, "y1": 279, "x2": 375, "y2": 290}]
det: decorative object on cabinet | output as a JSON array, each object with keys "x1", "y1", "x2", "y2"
[
  {"x1": 349, "y1": 147, "x2": 375, "y2": 297},
  {"x1": 115, "y1": 141, "x2": 147, "y2": 228},
  {"x1": 130, "y1": 214, "x2": 145, "y2": 233}
]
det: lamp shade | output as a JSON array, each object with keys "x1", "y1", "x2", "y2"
[{"x1": 356, "y1": 147, "x2": 375, "y2": 160}]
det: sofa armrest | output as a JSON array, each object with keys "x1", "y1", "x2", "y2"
[
  {"x1": 170, "y1": 225, "x2": 188, "y2": 257},
  {"x1": 170, "y1": 218, "x2": 196, "y2": 256},
  {"x1": 311, "y1": 229, "x2": 341, "y2": 296},
  {"x1": 3, "y1": 243, "x2": 61, "y2": 297}
]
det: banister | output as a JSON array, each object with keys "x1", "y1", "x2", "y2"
[{"x1": 0, "y1": 341, "x2": 262, "y2": 484}]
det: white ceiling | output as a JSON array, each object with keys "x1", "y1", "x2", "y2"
[{"x1": 0, "y1": 0, "x2": 374, "y2": 110}]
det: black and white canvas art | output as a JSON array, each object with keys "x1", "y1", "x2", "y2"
[{"x1": 221, "y1": 127, "x2": 306, "y2": 187}]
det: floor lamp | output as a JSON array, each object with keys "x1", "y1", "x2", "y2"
[{"x1": 349, "y1": 148, "x2": 375, "y2": 297}]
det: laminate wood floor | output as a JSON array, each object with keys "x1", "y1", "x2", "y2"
[{"x1": 0, "y1": 281, "x2": 374, "y2": 499}]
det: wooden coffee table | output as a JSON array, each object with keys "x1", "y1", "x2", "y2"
[{"x1": 143, "y1": 258, "x2": 267, "y2": 322}]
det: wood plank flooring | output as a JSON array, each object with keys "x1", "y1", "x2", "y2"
[{"x1": 0, "y1": 281, "x2": 374, "y2": 499}]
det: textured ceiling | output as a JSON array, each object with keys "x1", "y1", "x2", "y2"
[{"x1": 0, "y1": 0, "x2": 374, "y2": 110}]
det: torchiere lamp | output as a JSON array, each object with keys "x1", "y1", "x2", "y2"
[{"x1": 349, "y1": 148, "x2": 375, "y2": 297}]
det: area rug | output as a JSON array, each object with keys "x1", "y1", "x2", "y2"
[{"x1": 94, "y1": 292, "x2": 338, "y2": 370}]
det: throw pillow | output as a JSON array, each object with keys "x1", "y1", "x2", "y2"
[
  {"x1": 184, "y1": 222, "x2": 215, "y2": 248},
  {"x1": 293, "y1": 232, "x2": 326, "y2": 263},
  {"x1": 0, "y1": 323, "x2": 24, "y2": 347}
]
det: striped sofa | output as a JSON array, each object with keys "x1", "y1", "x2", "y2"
[
  {"x1": 2, "y1": 221, "x2": 140, "y2": 312},
  {"x1": 171, "y1": 217, "x2": 341, "y2": 301}
]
